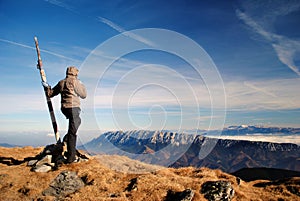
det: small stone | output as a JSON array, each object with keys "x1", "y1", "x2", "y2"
[
  {"x1": 125, "y1": 178, "x2": 138, "y2": 192},
  {"x1": 81, "y1": 174, "x2": 94, "y2": 186},
  {"x1": 32, "y1": 164, "x2": 52, "y2": 173},
  {"x1": 18, "y1": 186, "x2": 30, "y2": 195},
  {"x1": 109, "y1": 193, "x2": 120, "y2": 197},
  {"x1": 236, "y1": 177, "x2": 241, "y2": 185},
  {"x1": 27, "y1": 160, "x2": 38, "y2": 166}
]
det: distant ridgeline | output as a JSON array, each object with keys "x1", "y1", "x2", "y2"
[
  {"x1": 82, "y1": 127, "x2": 300, "y2": 173},
  {"x1": 0, "y1": 143, "x2": 17, "y2": 148},
  {"x1": 221, "y1": 125, "x2": 300, "y2": 135}
]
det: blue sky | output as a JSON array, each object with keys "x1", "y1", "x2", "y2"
[{"x1": 0, "y1": 0, "x2": 300, "y2": 145}]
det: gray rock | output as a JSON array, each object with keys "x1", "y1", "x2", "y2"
[
  {"x1": 165, "y1": 189, "x2": 194, "y2": 201},
  {"x1": 30, "y1": 155, "x2": 55, "y2": 172},
  {"x1": 27, "y1": 159, "x2": 38, "y2": 166},
  {"x1": 201, "y1": 181, "x2": 234, "y2": 201},
  {"x1": 43, "y1": 170, "x2": 84, "y2": 198},
  {"x1": 35, "y1": 155, "x2": 55, "y2": 167},
  {"x1": 32, "y1": 164, "x2": 52, "y2": 173}
]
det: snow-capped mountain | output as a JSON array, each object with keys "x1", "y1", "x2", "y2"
[
  {"x1": 84, "y1": 130, "x2": 196, "y2": 151},
  {"x1": 221, "y1": 125, "x2": 300, "y2": 135},
  {"x1": 82, "y1": 127, "x2": 300, "y2": 173},
  {"x1": 82, "y1": 130, "x2": 197, "y2": 167},
  {"x1": 173, "y1": 137, "x2": 299, "y2": 172}
]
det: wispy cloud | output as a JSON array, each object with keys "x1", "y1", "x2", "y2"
[
  {"x1": 226, "y1": 78, "x2": 300, "y2": 111},
  {"x1": 0, "y1": 38, "x2": 79, "y2": 62},
  {"x1": 236, "y1": 2, "x2": 300, "y2": 76},
  {"x1": 243, "y1": 81, "x2": 277, "y2": 98},
  {"x1": 0, "y1": 38, "x2": 35, "y2": 50},
  {"x1": 44, "y1": 0, "x2": 78, "y2": 14},
  {"x1": 97, "y1": 17, "x2": 155, "y2": 46},
  {"x1": 78, "y1": 44, "x2": 300, "y2": 113},
  {"x1": 44, "y1": 0, "x2": 155, "y2": 46},
  {"x1": 93, "y1": 64, "x2": 206, "y2": 108},
  {"x1": 272, "y1": 41, "x2": 300, "y2": 76},
  {"x1": 236, "y1": 10, "x2": 274, "y2": 41},
  {"x1": 0, "y1": 93, "x2": 61, "y2": 114},
  {"x1": 97, "y1": 17, "x2": 126, "y2": 33},
  {"x1": 91, "y1": 59, "x2": 300, "y2": 111}
]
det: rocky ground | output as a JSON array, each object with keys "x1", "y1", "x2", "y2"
[{"x1": 0, "y1": 146, "x2": 299, "y2": 201}]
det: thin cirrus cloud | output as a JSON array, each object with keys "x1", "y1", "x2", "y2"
[
  {"x1": 1, "y1": 38, "x2": 299, "y2": 114},
  {"x1": 93, "y1": 64, "x2": 206, "y2": 108},
  {"x1": 96, "y1": 17, "x2": 155, "y2": 47},
  {"x1": 236, "y1": 1, "x2": 300, "y2": 76},
  {"x1": 2, "y1": 1, "x2": 299, "y2": 116},
  {"x1": 225, "y1": 78, "x2": 300, "y2": 111},
  {"x1": 0, "y1": 38, "x2": 79, "y2": 62},
  {"x1": 0, "y1": 93, "x2": 62, "y2": 114},
  {"x1": 44, "y1": 0, "x2": 79, "y2": 14},
  {"x1": 91, "y1": 60, "x2": 300, "y2": 112},
  {"x1": 45, "y1": 0, "x2": 155, "y2": 47}
]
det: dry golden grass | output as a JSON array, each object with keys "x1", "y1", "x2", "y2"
[{"x1": 0, "y1": 146, "x2": 299, "y2": 201}]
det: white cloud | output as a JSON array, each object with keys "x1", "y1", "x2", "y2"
[
  {"x1": 97, "y1": 17, "x2": 155, "y2": 47},
  {"x1": 236, "y1": 10, "x2": 274, "y2": 41},
  {"x1": 272, "y1": 41, "x2": 300, "y2": 76},
  {"x1": 236, "y1": 1, "x2": 300, "y2": 76},
  {"x1": 207, "y1": 134, "x2": 300, "y2": 145},
  {"x1": 93, "y1": 64, "x2": 209, "y2": 109},
  {"x1": 0, "y1": 91, "x2": 63, "y2": 115},
  {"x1": 45, "y1": 0, "x2": 155, "y2": 47},
  {"x1": 44, "y1": 0, "x2": 78, "y2": 14},
  {"x1": 47, "y1": 133, "x2": 55, "y2": 137},
  {"x1": 80, "y1": 48, "x2": 300, "y2": 113},
  {"x1": 225, "y1": 78, "x2": 300, "y2": 110},
  {"x1": 97, "y1": 17, "x2": 126, "y2": 34},
  {"x1": 243, "y1": 81, "x2": 277, "y2": 98},
  {"x1": 1, "y1": 48, "x2": 298, "y2": 117},
  {"x1": 0, "y1": 38, "x2": 79, "y2": 62},
  {"x1": 91, "y1": 64, "x2": 300, "y2": 112}
]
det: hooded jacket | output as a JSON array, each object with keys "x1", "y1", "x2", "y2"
[{"x1": 47, "y1": 67, "x2": 87, "y2": 109}]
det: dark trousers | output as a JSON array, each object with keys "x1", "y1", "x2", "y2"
[{"x1": 61, "y1": 107, "x2": 81, "y2": 162}]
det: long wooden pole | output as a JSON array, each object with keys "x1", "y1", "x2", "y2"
[{"x1": 34, "y1": 36, "x2": 61, "y2": 143}]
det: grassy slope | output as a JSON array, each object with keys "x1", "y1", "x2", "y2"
[{"x1": 0, "y1": 146, "x2": 299, "y2": 201}]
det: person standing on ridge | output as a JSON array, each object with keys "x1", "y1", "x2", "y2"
[{"x1": 43, "y1": 66, "x2": 87, "y2": 163}]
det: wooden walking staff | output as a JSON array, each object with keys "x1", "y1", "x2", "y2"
[{"x1": 34, "y1": 36, "x2": 61, "y2": 143}]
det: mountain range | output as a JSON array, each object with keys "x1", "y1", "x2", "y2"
[
  {"x1": 82, "y1": 126, "x2": 300, "y2": 173},
  {"x1": 220, "y1": 125, "x2": 300, "y2": 135}
]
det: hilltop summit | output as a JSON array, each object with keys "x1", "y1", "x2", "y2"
[{"x1": 0, "y1": 146, "x2": 299, "y2": 200}]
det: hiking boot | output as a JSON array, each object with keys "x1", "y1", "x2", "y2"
[{"x1": 66, "y1": 158, "x2": 78, "y2": 164}]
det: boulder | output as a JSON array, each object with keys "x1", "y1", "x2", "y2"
[
  {"x1": 165, "y1": 188, "x2": 194, "y2": 201},
  {"x1": 201, "y1": 181, "x2": 234, "y2": 201},
  {"x1": 43, "y1": 170, "x2": 85, "y2": 198}
]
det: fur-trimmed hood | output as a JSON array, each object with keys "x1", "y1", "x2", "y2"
[{"x1": 66, "y1": 66, "x2": 79, "y2": 77}]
